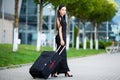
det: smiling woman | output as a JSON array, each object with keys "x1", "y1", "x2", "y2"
[{"x1": 51, "y1": 4, "x2": 73, "y2": 77}]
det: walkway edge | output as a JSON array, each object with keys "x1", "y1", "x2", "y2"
[{"x1": 0, "y1": 63, "x2": 32, "y2": 70}]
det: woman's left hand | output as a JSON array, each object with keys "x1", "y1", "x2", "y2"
[{"x1": 60, "y1": 40, "x2": 65, "y2": 46}]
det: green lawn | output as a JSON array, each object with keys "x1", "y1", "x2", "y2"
[
  {"x1": 67, "y1": 48, "x2": 105, "y2": 58},
  {"x1": 0, "y1": 44, "x2": 105, "y2": 67}
]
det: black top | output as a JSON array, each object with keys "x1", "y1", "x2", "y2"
[{"x1": 56, "y1": 16, "x2": 67, "y2": 43}]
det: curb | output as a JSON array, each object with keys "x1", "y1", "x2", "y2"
[{"x1": 0, "y1": 63, "x2": 32, "y2": 70}]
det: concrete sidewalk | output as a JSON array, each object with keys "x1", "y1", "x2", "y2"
[{"x1": 0, "y1": 53, "x2": 120, "y2": 80}]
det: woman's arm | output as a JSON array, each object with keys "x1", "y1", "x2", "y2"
[{"x1": 57, "y1": 18, "x2": 65, "y2": 46}]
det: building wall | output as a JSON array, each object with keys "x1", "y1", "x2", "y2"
[
  {"x1": 0, "y1": 0, "x2": 22, "y2": 44},
  {"x1": 0, "y1": 19, "x2": 13, "y2": 43},
  {"x1": 0, "y1": 0, "x2": 2, "y2": 13},
  {"x1": 0, "y1": 0, "x2": 22, "y2": 20}
]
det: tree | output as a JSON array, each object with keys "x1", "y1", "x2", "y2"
[
  {"x1": 71, "y1": 0, "x2": 94, "y2": 50},
  {"x1": 96, "y1": 0, "x2": 117, "y2": 50},
  {"x1": 89, "y1": 0, "x2": 118, "y2": 50},
  {"x1": 67, "y1": 1, "x2": 81, "y2": 50},
  {"x1": 34, "y1": 0, "x2": 50, "y2": 51},
  {"x1": 13, "y1": 0, "x2": 19, "y2": 52},
  {"x1": 66, "y1": 1, "x2": 79, "y2": 50},
  {"x1": 89, "y1": 0, "x2": 103, "y2": 50},
  {"x1": 66, "y1": 12, "x2": 71, "y2": 50},
  {"x1": 67, "y1": 0, "x2": 83, "y2": 50},
  {"x1": 80, "y1": 0, "x2": 95, "y2": 50}
]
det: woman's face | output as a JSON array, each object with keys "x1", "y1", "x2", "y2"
[{"x1": 59, "y1": 7, "x2": 66, "y2": 16}]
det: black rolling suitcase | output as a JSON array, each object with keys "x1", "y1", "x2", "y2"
[{"x1": 29, "y1": 46, "x2": 65, "y2": 79}]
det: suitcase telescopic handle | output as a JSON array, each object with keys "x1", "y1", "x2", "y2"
[{"x1": 56, "y1": 45, "x2": 66, "y2": 55}]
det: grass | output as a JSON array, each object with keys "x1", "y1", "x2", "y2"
[
  {"x1": 67, "y1": 48, "x2": 105, "y2": 58},
  {"x1": 0, "y1": 44, "x2": 105, "y2": 67}
]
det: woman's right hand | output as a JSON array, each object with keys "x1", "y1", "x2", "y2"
[{"x1": 60, "y1": 39, "x2": 65, "y2": 46}]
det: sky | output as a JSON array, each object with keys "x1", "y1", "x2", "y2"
[{"x1": 112, "y1": 0, "x2": 120, "y2": 25}]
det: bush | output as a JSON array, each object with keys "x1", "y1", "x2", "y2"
[
  {"x1": 80, "y1": 40, "x2": 113, "y2": 49},
  {"x1": 98, "y1": 40, "x2": 105, "y2": 49},
  {"x1": 80, "y1": 40, "x2": 90, "y2": 48},
  {"x1": 87, "y1": 40, "x2": 90, "y2": 48},
  {"x1": 69, "y1": 43, "x2": 72, "y2": 47},
  {"x1": 80, "y1": 43, "x2": 83, "y2": 48},
  {"x1": 104, "y1": 41, "x2": 112, "y2": 47}
]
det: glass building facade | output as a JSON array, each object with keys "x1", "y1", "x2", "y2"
[
  {"x1": 19, "y1": 0, "x2": 37, "y2": 44},
  {"x1": 18, "y1": 0, "x2": 55, "y2": 45}
]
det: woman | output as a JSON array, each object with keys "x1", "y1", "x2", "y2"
[{"x1": 51, "y1": 4, "x2": 73, "y2": 77}]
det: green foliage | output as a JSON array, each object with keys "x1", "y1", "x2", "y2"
[
  {"x1": 34, "y1": 0, "x2": 50, "y2": 6},
  {"x1": 80, "y1": 43, "x2": 83, "y2": 48},
  {"x1": 101, "y1": 0, "x2": 118, "y2": 21},
  {"x1": 104, "y1": 41, "x2": 112, "y2": 47},
  {"x1": 98, "y1": 40, "x2": 105, "y2": 49},
  {"x1": 67, "y1": 0, "x2": 118, "y2": 24},
  {"x1": 87, "y1": 40, "x2": 90, "y2": 48},
  {"x1": 48, "y1": 0, "x2": 61, "y2": 9},
  {"x1": 79, "y1": 40, "x2": 113, "y2": 49},
  {"x1": 49, "y1": 0, "x2": 78, "y2": 9},
  {"x1": 89, "y1": 0, "x2": 118, "y2": 24},
  {"x1": 80, "y1": 40, "x2": 90, "y2": 48},
  {"x1": 67, "y1": 48, "x2": 105, "y2": 58},
  {"x1": 69, "y1": 0, "x2": 97, "y2": 21},
  {"x1": 34, "y1": 0, "x2": 39, "y2": 4},
  {"x1": 98, "y1": 40, "x2": 113, "y2": 49}
]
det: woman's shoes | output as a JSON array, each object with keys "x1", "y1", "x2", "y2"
[
  {"x1": 51, "y1": 72, "x2": 73, "y2": 77},
  {"x1": 51, "y1": 73, "x2": 58, "y2": 77},
  {"x1": 65, "y1": 72, "x2": 73, "y2": 77}
]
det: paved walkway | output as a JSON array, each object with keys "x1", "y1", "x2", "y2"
[{"x1": 0, "y1": 53, "x2": 120, "y2": 80}]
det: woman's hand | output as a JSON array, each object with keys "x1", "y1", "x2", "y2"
[{"x1": 60, "y1": 39, "x2": 65, "y2": 46}]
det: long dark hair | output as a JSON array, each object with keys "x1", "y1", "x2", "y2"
[{"x1": 57, "y1": 4, "x2": 66, "y2": 20}]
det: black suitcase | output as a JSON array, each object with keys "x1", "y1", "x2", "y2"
[{"x1": 29, "y1": 46, "x2": 65, "y2": 79}]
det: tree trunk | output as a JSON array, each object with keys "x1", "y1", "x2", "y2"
[
  {"x1": 66, "y1": 13, "x2": 70, "y2": 50},
  {"x1": 39, "y1": 3, "x2": 43, "y2": 33},
  {"x1": 106, "y1": 21, "x2": 109, "y2": 41},
  {"x1": 95, "y1": 23, "x2": 99, "y2": 50},
  {"x1": 2, "y1": 0, "x2": 5, "y2": 43},
  {"x1": 13, "y1": 0, "x2": 19, "y2": 52},
  {"x1": 90, "y1": 22, "x2": 93, "y2": 49},
  {"x1": 76, "y1": 19, "x2": 80, "y2": 50},
  {"x1": 83, "y1": 22, "x2": 87, "y2": 50},
  {"x1": 36, "y1": 3, "x2": 43, "y2": 51},
  {"x1": 13, "y1": 28, "x2": 19, "y2": 52},
  {"x1": 53, "y1": 8, "x2": 57, "y2": 51}
]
